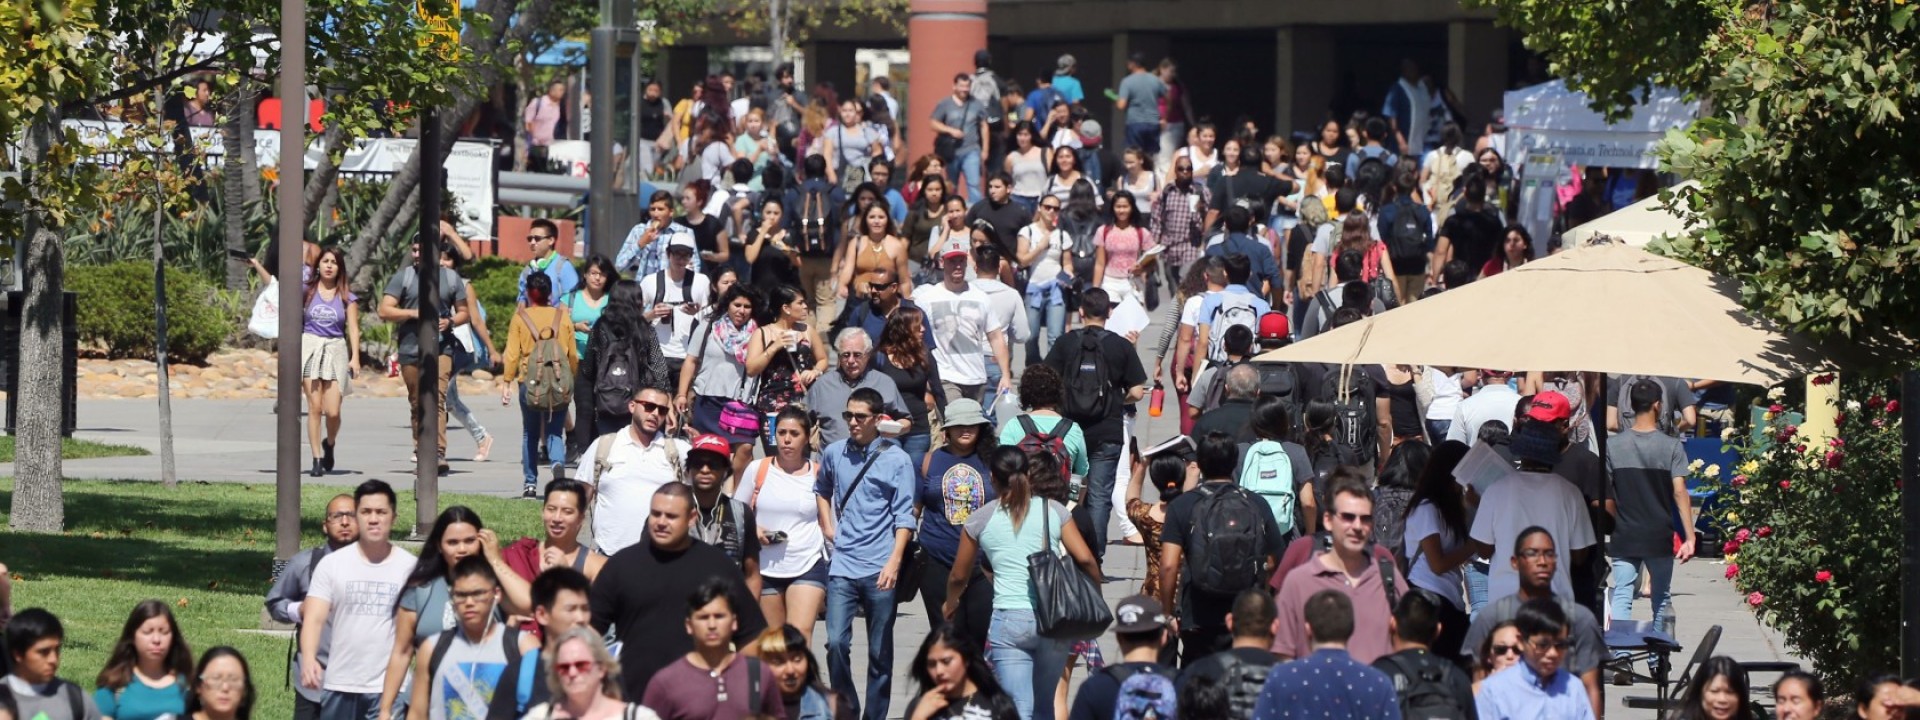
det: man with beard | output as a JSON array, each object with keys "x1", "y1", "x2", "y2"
[{"x1": 578, "y1": 386, "x2": 691, "y2": 556}]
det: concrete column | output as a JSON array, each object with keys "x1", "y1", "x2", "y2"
[
  {"x1": 1448, "y1": 20, "x2": 1507, "y2": 132},
  {"x1": 802, "y1": 41, "x2": 860, "y2": 108},
  {"x1": 1109, "y1": 32, "x2": 1171, "y2": 145},
  {"x1": 907, "y1": 0, "x2": 987, "y2": 163},
  {"x1": 1275, "y1": 26, "x2": 1337, "y2": 136}
]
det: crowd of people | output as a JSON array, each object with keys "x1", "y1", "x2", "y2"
[{"x1": 0, "y1": 50, "x2": 1883, "y2": 720}]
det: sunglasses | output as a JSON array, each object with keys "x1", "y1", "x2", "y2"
[
  {"x1": 555, "y1": 660, "x2": 598, "y2": 676},
  {"x1": 527, "y1": 234, "x2": 554, "y2": 242},
  {"x1": 689, "y1": 457, "x2": 730, "y2": 471},
  {"x1": 872, "y1": 281, "x2": 899, "y2": 290},
  {"x1": 1528, "y1": 638, "x2": 1572, "y2": 652},
  {"x1": 843, "y1": 411, "x2": 874, "y2": 422},
  {"x1": 1490, "y1": 644, "x2": 1522, "y2": 657},
  {"x1": 1040, "y1": 204, "x2": 1061, "y2": 212},
  {"x1": 634, "y1": 400, "x2": 670, "y2": 414},
  {"x1": 1334, "y1": 511, "x2": 1374, "y2": 524}
]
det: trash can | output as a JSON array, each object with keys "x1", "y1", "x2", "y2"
[{"x1": 2, "y1": 290, "x2": 78, "y2": 437}]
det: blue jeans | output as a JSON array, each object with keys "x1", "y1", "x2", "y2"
[
  {"x1": 1012, "y1": 195, "x2": 1040, "y2": 214},
  {"x1": 445, "y1": 375, "x2": 487, "y2": 443},
  {"x1": 899, "y1": 432, "x2": 932, "y2": 482},
  {"x1": 1125, "y1": 122, "x2": 1160, "y2": 156},
  {"x1": 519, "y1": 387, "x2": 566, "y2": 488},
  {"x1": 1425, "y1": 419, "x2": 1451, "y2": 443},
  {"x1": 1467, "y1": 559, "x2": 1490, "y2": 618},
  {"x1": 987, "y1": 609, "x2": 1072, "y2": 720},
  {"x1": 1085, "y1": 440, "x2": 1124, "y2": 557},
  {"x1": 952, "y1": 148, "x2": 983, "y2": 202},
  {"x1": 982, "y1": 361, "x2": 1004, "y2": 425},
  {"x1": 826, "y1": 573, "x2": 898, "y2": 720},
  {"x1": 1610, "y1": 556, "x2": 1676, "y2": 637},
  {"x1": 318, "y1": 691, "x2": 380, "y2": 720},
  {"x1": 1024, "y1": 291, "x2": 1067, "y2": 369}
]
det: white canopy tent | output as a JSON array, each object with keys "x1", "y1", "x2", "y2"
[
  {"x1": 1560, "y1": 181, "x2": 1700, "y2": 247},
  {"x1": 1502, "y1": 80, "x2": 1699, "y2": 170}
]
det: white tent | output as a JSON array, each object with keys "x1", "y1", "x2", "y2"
[
  {"x1": 1502, "y1": 80, "x2": 1699, "y2": 169},
  {"x1": 1560, "y1": 181, "x2": 1700, "y2": 247}
]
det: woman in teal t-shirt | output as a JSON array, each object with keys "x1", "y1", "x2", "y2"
[
  {"x1": 562, "y1": 255, "x2": 616, "y2": 357},
  {"x1": 94, "y1": 600, "x2": 193, "y2": 720}
]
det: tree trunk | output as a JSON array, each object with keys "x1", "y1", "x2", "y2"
[
  {"x1": 11, "y1": 113, "x2": 68, "y2": 533},
  {"x1": 344, "y1": 0, "x2": 555, "y2": 293},
  {"x1": 222, "y1": 80, "x2": 256, "y2": 293},
  {"x1": 770, "y1": 0, "x2": 788, "y2": 68},
  {"x1": 154, "y1": 190, "x2": 177, "y2": 489},
  {"x1": 303, "y1": 123, "x2": 349, "y2": 227}
]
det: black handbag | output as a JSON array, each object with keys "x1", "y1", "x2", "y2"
[
  {"x1": 1024, "y1": 500, "x2": 1111, "y2": 641},
  {"x1": 894, "y1": 540, "x2": 926, "y2": 605}
]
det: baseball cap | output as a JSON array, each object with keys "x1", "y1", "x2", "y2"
[
  {"x1": 686, "y1": 433, "x2": 732, "y2": 463},
  {"x1": 1508, "y1": 421, "x2": 1563, "y2": 467},
  {"x1": 1112, "y1": 595, "x2": 1167, "y2": 634},
  {"x1": 1079, "y1": 119, "x2": 1103, "y2": 140},
  {"x1": 938, "y1": 236, "x2": 970, "y2": 260},
  {"x1": 1057, "y1": 54, "x2": 1076, "y2": 72},
  {"x1": 1258, "y1": 312, "x2": 1290, "y2": 343},
  {"x1": 666, "y1": 233, "x2": 697, "y2": 254},
  {"x1": 1525, "y1": 391, "x2": 1573, "y2": 423}
]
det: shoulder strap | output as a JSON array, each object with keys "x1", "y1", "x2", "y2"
[
  {"x1": 1378, "y1": 547, "x2": 1401, "y2": 611},
  {"x1": 426, "y1": 628, "x2": 459, "y2": 682},
  {"x1": 592, "y1": 431, "x2": 622, "y2": 481},
  {"x1": 517, "y1": 308, "x2": 540, "y2": 337},
  {"x1": 747, "y1": 657, "x2": 763, "y2": 714},
  {"x1": 1017, "y1": 414, "x2": 1039, "y2": 437},
  {"x1": 835, "y1": 450, "x2": 884, "y2": 517},
  {"x1": 1044, "y1": 417, "x2": 1071, "y2": 442},
  {"x1": 516, "y1": 647, "x2": 540, "y2": 713},
  {"x1": 749, "y1": 460, "x2": 773, "y2": 508}
]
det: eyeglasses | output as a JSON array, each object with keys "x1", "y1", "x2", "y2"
[
  {"x1": 840, "y1": 351, "x2": 868, "y2": 359},
  {"x1": 326, "y1": 511, "x2": 356, "y2": 521},
  {"x1": 452, "y1": 588, "x2": 495, "y2": 602},
  {"x1": 555, "y1": 660, "x2": 598, "y2": 676},
  {"x1": 1334, "y1": 511, "x2": 1374, "y2": 525},
  {"x1": 1517, "y1": 548, "x2": 1558, "y2": 559},
  {"x1": 635, "y1": 400, "x2": 670, "y2": 414},
  {"x1": 1527, "y1": 638, "x2": 1572, "y2": 652},
  {"x1": 200, "y1": 675, "x2": 247, "y2": 690},
  {"x1": 843, "y1": 411, "x2": 874, "y2": 422},
  {"x1": 1490, "y1": 644, "x2": 1522, "y2": 657}
]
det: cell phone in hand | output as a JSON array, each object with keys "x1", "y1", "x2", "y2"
[
  {"x1": 227, "y1": 248, "x2": 253, "y2": 260},
  {"x1": 765, "y1": 531, "x2": 788, "y2": 545}
]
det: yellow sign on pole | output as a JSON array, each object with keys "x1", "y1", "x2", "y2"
[{"x1": 416, "y1": 0, "x2": 461, "y2": 56}]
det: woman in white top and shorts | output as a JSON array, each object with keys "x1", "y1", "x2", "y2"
[{"x1": 744, "y1": 406, "x2": 829, "y2": 645}]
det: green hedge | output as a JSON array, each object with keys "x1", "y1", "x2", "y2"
[
  {"x1": 460, "y1": 257, "x2": 584, "y2": 348},
  {"x1": 68, "y1": 262, "x2": 233, "y2": 363}
]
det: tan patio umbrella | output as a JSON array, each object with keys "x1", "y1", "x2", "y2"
[{"x1": 1254, "y1": 241, "x2": 1841, "y2": 385}]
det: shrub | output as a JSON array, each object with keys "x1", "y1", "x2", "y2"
[
  {"x1": 467, "y1": 262, "x2": 525, "y2": 346},
  {"x1": 68, "y1": 262, "x2": 233, "y2": 363},
  {"x1": 1706, "y1": 376, "x2": 1901, "y2": 688}
]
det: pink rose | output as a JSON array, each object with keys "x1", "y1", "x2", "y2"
[
  {"x1": 1732, "y1": 474, "x2": 1749, "y2": 486},
  {"x1": 1748, "y1": 592, "x2": 1765, "y2": 606},
  {"x1": 1827, "y1": 451, "x2": 1845, "y2": 469},
  {"x1": 1735, "y1": 528, "x2": 1752, "y2": 543},
  {"x1": 1836, "y1": 412, "x2": 1847, "y2": 424},
  {"x1": 1782, "y1": 424, "x2": 1798, "y2": 439},
  {"x1": 1815, "y1": 570, "x2": 1833, "y2": 583},
  {"x1": 1757, "y1": 526, "x2": 1773, "y2": 538},
  {"x1": 1889, "y1": 400, "x2": 1901, "y2": 414},
  {"x1": 1875, "y1": 419, "x2": 1887, "y2": 429},
  {"x1": 1830, "y1": 437, "x2": 1845, "y2": 448},
  {"x1": 1780, "y1": 480, "x2": 1793, "y2": 490},
  {"x1": 1723, "y1": 540, "x2": 1740, "y2": 555},
  {"x1": 1725, "y1": 564, "x2": 1740, "y2": 579},
  {"x1": 1812, "y1": 374, "x2": 1835, "y2": 385},
  {"x1": 1769, "y1": 404, "x2": 1785, "y2": 414}
]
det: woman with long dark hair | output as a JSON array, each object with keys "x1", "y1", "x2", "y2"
[
  {"x1": 299, "y1": 246, "x2": 359, "y2": 477},
  {"x1": 1404, "y1": 440, "x2": 1474, "y2": 658},
  {"x1": 1481, "y1": 224, "x2": 1534, "y2": 278},
  {"x1": 1371, "y1": 437, "x2": 1428, "y2": 565},
  {"x1": 1042, "y1": 145, "x2": 1092, "y2": 206},
  {"x1": 755, "y1": 625, "x2": 837, "y2": 720},
  {"x1": 95, "y1": 600, "x2": 194, "y2": 720},
  {"x1": 901, "y1": 174, "x2": 950, "y2": 282},
  {"x1": 1672, "y1": 656, "x2": 1753, "y2": 720},
  {"x1": 905, "y1": 624, "x2": 1019, "y2": 720},
  {"x1": 747, "y1": 406, "x2": 829, "y2": 644},
  {"x1": 745, "y1": 198, "x2": 803, "y2": 289},
  {"x1": 1855, "y1": 674, "x2": 1907, "y2": 720},
  {"x1": 914, "y1": 396, "x2": 997, "y2": 642},
  {"x1": 680, "y1": 281, "x2": 763, "y2": 475},
  {"x1": 562, "y1": 254, "x2": 617, "y2": 458},
  {"x1": 377, "y1": 506, "x2": 526, "y2": 719},
  {"x1": 578, "y1": 279, "x2": 670, "y2": 454},
  {"x1": 836, "y1": 201, "x2": 914, "y2": 301},
  {"x1": 185, "y1": 647, "x2": 254, "y2": 720},
  {"x1": 876, "y1": 307, "x2": 938, "y2": 469},
  {"x1": 498, "y1": 271, "x2": 578, "y2": 497},
  {"x1": 443, "y1": 249, "x2": 499, "y2": 465},
  {"x1": 748, "y1": 285, "x2": 828, "y2": 453},
  {"x1": 1091, "y1": 190, "x2": 1154, "y2": 308}
]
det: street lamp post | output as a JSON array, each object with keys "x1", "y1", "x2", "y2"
[{"x1": 273, "y1": 0, "x2": 306, "y2": 571}]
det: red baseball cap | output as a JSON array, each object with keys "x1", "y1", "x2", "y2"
[
  {"x1": 1526, "y1": 391, "x2": 1573, "y2": 423},
  {"x1": 686, "y1": 433, "x2": 732, "y2": 462},
  {"x1": 1258, "y1": 312, "x2": 1289, "y2": 342}
]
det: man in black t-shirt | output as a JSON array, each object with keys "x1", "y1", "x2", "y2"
[
  {"x1": 965, "y1": 172, "x2": 1030, "y2": 262},
  {"x1": 1068, "y1": 595, "x2": 1175, "y2": 720},
  {"x1": 1373, "y1": 590, "x2": 1476, "y2": 719},
  {"x1": 1158, "y1": 433, "x2": 1286, "y2": 665},
  {"x1": 1044, "y1": 287, "x2": 1148, "y2": 558},
  {"x1": 1431, "y1": 178, "x2": 1505, "y2": 283},
  {"x1": 1180, "y1": 590, "x2": 1280, "y2": 716}
]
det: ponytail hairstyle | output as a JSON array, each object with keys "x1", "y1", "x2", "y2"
[{"x1": 987, "y1": 446, "x2": 1034, "y2": 527}]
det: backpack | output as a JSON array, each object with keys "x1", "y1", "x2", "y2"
[
  {"x1": 795, "y1": 184, "x2": 834, "y2": 257},
  {"x1": 593, "y1": 334, "x2": 640, "y2": 418},
  {"x1": 1198, "y1": 358, "x2": 1246, "y2": 413},
  {"x1": 1255, "y1": 360, "x2": 1300, "y2": 405},
  {"x1": 1428, "y1": 149, "x2": 1465, "y2": 226},
  {"x1": 1372, "y1": 486, "x2": 1415, "y2": 572},
  {"x1": 1236, "y1": 440, "x2": 1297, "y2": 537},
  {"x1": 1214, "y1": 654, "x2": 1274, "y2": 718},
  {"x1": 426, "y1": 627, "x2": 524, "y2": 705},
  {"x1": 1108, "y1": 665, "x2": 1178, "y2": 720},
  {"x1": 1205, "y1": 292, "x2": 1260, "y2": 364},
  {"x1": 0, "y1": 681, "x2": 85, "y2": 720},
  {"x1": 1016, "y1": 415, "x2": 1076, "y2": 483},
  {"x1": 1379, "y1": 651, "x2": 1471, "y2": 720},
  {"x1": 1320, "y1": 364, "x2": 1378, "y2": 467},
  {"x1": 1064, "y1": 219, "x2": 1102, "y2": 289},
  {"x1": 1058, "y1": 328, "x2": 1115, "y2": 423},
  {"x1": 1183, "y1": 482, "x2": 1271, "y2": 596},
  {"x1": 1384, "y1": 198, "x2": 1433, "y2": 271},
  {"x1": 518, "y1": 309, "x2": 574, "y2": 410}
]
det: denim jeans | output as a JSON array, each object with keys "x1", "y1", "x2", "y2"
[
  {"x1": 1024, "y1": 295, "x2": 1067, "y2": 369},
  {"x1": 952, "y1": 148, "x2": 983, "y2": 202},
  {"x1": 987, "y1": 609, "x2": 1072, "y2": 720},
  {"x1": 1424, "y1": 419, "x2": 1451, "y2": 444},
  {"x1": 1610, "y1": 556, "x2": 1676, "y2": 637},
  {"x1": 519, "y1": 386, "x2": 566, "y2": 488},
  {"x1": 445, "y1": 375, "x2": 488, "y2": 443},
  {"x1": 982, "y1": 361, "x2": 1004, "y2": 425},
  {"x1": 826, "y1": 573, "x2": 898, "y2": 720},
  {"x1": 1012, "y1": 195, "x2": 1039, "y2": 215},
  {"x1": 1125, "y1": 122, "x2": 1160, "y2": 156},
  {"x1": 318, "y1": 691, "x2": 380, "y2": 720},
  {"x1": 899, "y1": 432, "x2": 932, "y2": 482},
  {"x1": 1085, "y1": 440, "x2": 1124, "y2": 558},
  {"x1": 1467, "y1": 559, "x2": 1490, "y2": 618}
]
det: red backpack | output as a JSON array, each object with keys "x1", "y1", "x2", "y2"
[{"x1": 1015, "y1": 415, "x2": 1075, "y2": 482}]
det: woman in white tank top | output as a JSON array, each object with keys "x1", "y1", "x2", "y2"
[{"x1": 1005, "y1": 123, "x2": 1049, "y2": 213}]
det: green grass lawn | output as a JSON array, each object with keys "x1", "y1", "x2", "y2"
[
  {"x1": 0, "y1": 479, "x2": 541, "y2": 719},
  {"x1": 0, "y1": 436, "x2": 150, "y2": 462}
]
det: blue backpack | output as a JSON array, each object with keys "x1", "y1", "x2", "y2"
[{"x1": 1111, "y1": 665, "x2": 1178, "y2": 720}]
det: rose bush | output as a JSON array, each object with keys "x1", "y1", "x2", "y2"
[{"x1": 1707, "y1": 376, "x2": 1902, "y2": 687}]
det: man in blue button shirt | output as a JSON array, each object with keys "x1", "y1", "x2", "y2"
[
  {"x1": 1253, "y1": 589, "x2": 1402, "y2": 719},
  {"x1": 1474, "y1": 599, "x2": 1597, "y2": 720},
  {"x1": 815, "y1": 387, "x2": 917, "y2": 720},
  {"x1": 1203, "y1": 205, "x2": 1282, "y2": 302}
]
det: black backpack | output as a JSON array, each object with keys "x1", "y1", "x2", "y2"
[
  {"x1": 1384, "y1": 198, "x2": 1433, "y2": 271},
  {"x1": 1058, "y1": 328, "x2": 1115, "y2": 424},
  {"x1": 1183, "y1": 482, "x2": 1270, "y2": 596},
  {"x1": 1378, "y1": 651, "x2": 1470, "y2": 720},
  {"x1": 1063, "y1": 216, "x2": 1100, "y2": 288},
  {"x1": 1319, "y1": 364, "x2": 1378, "y2": 468},
  {"x1": 1214, "y1": 653, "x2": 1276, "y2": 718},
  {"x1": 795, "y1": 184, "x2": 834, "y2": 257},
  {"x1": 593, "y1": 335, "x2": 641, "y2": 419}
]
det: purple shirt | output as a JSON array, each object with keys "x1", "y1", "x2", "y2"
[
  {"x1": 641, "y1": 656, "x2": 787, "y2": 720},
  {"x1": 302, "y1": 287, "x2": 356, "y2": 338}
]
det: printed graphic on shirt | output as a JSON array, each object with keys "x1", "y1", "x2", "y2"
[
  {"x1": 342, "y1": 580, "x2": 403, "y2": 616},
  {"x1": 939, "y1": 463, "x2": 988, "y2": 525},
  {"x1": 440, "y1": 662, "x2": 507, "y2": 720},
  {"x1": 926, "y1": 298, "x2": 989, "y2": 356}
]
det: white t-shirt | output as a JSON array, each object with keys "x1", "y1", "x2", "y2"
[
  {"x1": 1018, "y1": 224, "x2": 1067, "y2": 282},
  {"x1": 639, "y1": 270, "x2": 712, "y2": 359},
  {"x1": 579, "y1": 429, "x2": 691, "y2": 555},
  {"x1": 916, "y1": 282, "x2": 1007, "y2": 386},
  {"x1": 1469, "y1": 470, "x2": 1598, "y2": 603},
  {"x1": 970, "y1": 279, "x2": 1031, "y2": 348},
  {"x1": 1404, "y1": 502, "x2": 1467, "y2": 610},
  {"x1": 1178, "y1": 292, "x2": 1213, "y2": 331},
  {"x1": 743, "y1": 458, "x2": 827, "y2": 578},
  {"x1": 1425, "y1": 367, "x2": 1465, "y2": 421},
  {"x1": 307, "y1": 543, "x2": 420, "y2": 693}
]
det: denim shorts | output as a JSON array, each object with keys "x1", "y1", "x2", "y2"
[{"x1": 762, "y1": 555, "x2": 829, "y2": 595}]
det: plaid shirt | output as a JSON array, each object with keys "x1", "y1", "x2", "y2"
[{"x1": 1153, "y1": 181, "x2": 1211, "y2": 270}]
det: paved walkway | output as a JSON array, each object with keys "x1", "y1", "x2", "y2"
[{"x1": 9, "y1": 357, "x2": 1806, "y2": 717}]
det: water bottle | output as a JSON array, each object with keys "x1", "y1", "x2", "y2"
[{"x1": 1148, "y1": 381, "x2": 1165, "y2": 417}]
